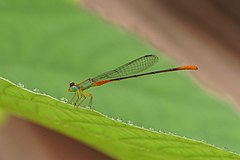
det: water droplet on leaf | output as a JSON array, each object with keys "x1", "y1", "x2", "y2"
[
  {"x1": 116, "y1": 118, "x2": 122, "y2": 122},
  {"x1": 127, "y1": 120, "x2": 133, "y2": 126},
  {"x1": 33, "y1": 88, "x2": 40, "y2": 93},
  {"x1": 60, "y1": 97, "x2": 68, "y2": 103},
  {"x1": 17, "y1": 82, "x2": 24, "y2": 88},
  {"x1": 149, "y1": 128, "x2": 154, "y2": 131}
]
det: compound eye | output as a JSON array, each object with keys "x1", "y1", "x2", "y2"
[
  {"x1": 71, "y1": 86, "x2": 78, "y2": 92},
  {"x1": 69, "y1": 82, "x2": 75, "y2": 87}
]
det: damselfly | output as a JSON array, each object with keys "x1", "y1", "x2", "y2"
[{"x1": 68, "y1": 55, "x2": 198, "y2": 107}]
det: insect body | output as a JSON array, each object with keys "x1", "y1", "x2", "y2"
[{"x1": 68, "y1": 55, "x2": 198, "y2": 107}]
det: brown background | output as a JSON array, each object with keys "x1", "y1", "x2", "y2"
[{"x1": 85, "y1": 0, "x2": 240, "y2": 110}]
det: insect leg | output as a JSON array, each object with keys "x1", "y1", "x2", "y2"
[
  {"x1": 83, "y1": 91, "x2": 93, "y2": 108},
  {"x1": 77, "y1": 91, "x2": 86, "y2": 107},
  {"x1": 74, "y1": 91, "x2": 80, "y2": 106},
  {"x1": 70, "y1": 92, "x2": 77, "y2": 105}
]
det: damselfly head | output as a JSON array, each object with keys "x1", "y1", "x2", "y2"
[
  {"x1": 68, "y1": 82, "x2": 78, "y2": 92},
  {"x1": 69, "y1": 82, "x2": 75, "y2": 87}
]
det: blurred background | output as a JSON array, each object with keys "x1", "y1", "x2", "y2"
[
  {"x1": 86, "y1": 0, "x2": 240, "y2": 108},
  {"x1": 0, "y1": 0, "x2": 240, "y2": 159}
]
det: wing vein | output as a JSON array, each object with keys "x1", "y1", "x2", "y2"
[{"x1": 92, "y1": 55, "x2": 159, "y2": 82}]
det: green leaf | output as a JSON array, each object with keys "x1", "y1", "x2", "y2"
[
  {"x1": 0, "y1": 77, "x2": 239, "y2": 160},
  {"x1": 0, "y1": 108, "x2": 8, "y2": 125},
  {"x1": 1, "y1": 0, "x2": 240, "y2": 156}
]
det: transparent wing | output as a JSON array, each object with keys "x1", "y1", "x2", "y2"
[{"x1": 92, "y1": 55, "x2": 159, "y2": 82}]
